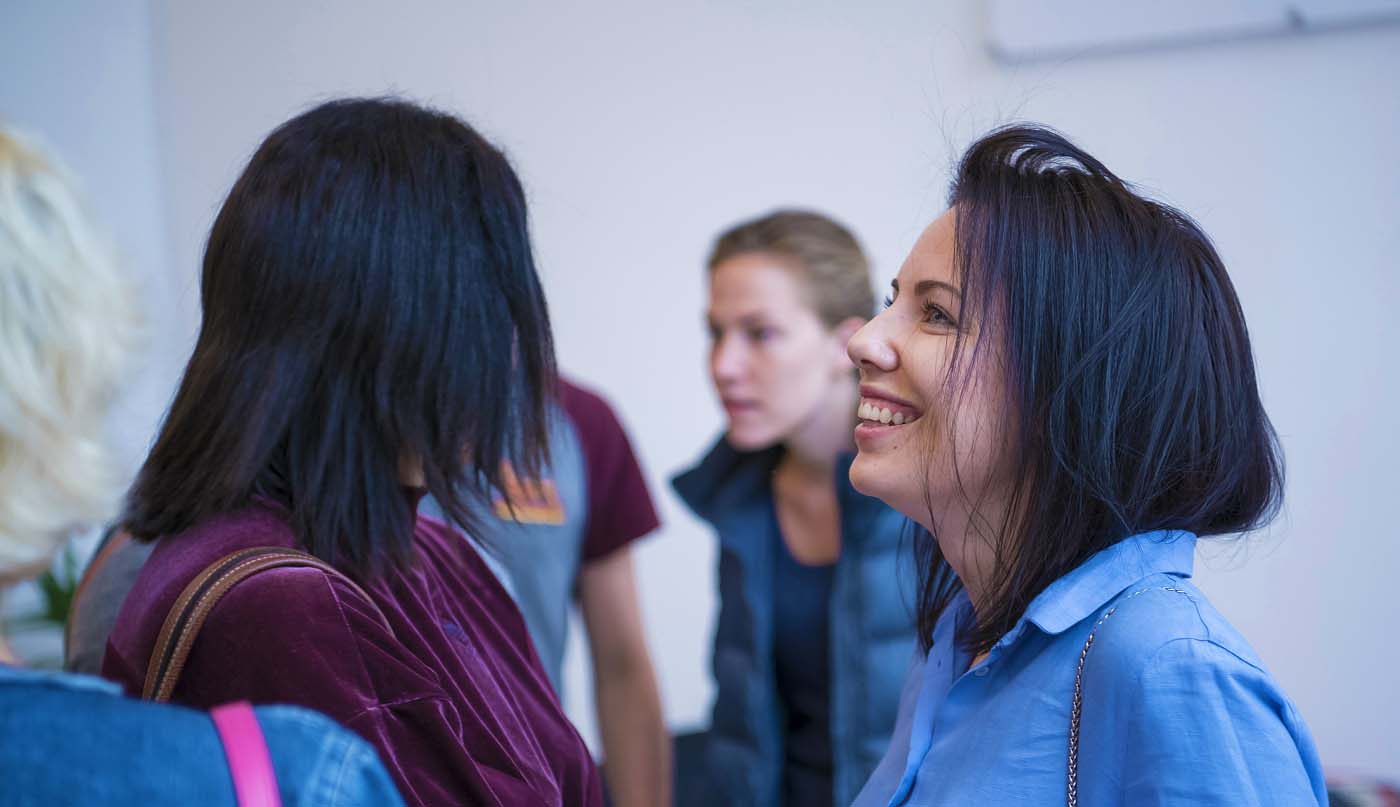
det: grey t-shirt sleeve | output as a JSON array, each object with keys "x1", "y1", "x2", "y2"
[{"x1": 66, "y1": 529, "x2": 154, "y2": 675}]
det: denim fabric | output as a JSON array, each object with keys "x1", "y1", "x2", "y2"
[
  {"x1": 0, "y1": 664, "x2": 404, "y2": 806},
  {"x1": 852, "y1": 531, "x2": 1328, "y2": 806},
  {"x1": 673, "y1": 438, "x2": 918, "y2": 807}
]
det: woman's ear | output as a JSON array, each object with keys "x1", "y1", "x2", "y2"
[{"x1": 831, "y1": 316, "x2": 867, "y2": 372}]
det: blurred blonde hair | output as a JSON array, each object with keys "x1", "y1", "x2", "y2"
[
  {"x1": 707, "y1": 209, "x2": 874, "y2": 328},
  {"x1": 0, "y1": 128, "x2": 140, "y2": 578}
]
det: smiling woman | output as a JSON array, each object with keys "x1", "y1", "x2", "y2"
[
  {"x1": 848, "y1": 124, "x2": 1325, "y2": 806},
  {"x1": 848, "y1": 210, "x2": 1011, "y2": 604}
]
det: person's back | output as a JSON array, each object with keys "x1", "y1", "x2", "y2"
[
  {"x1": 0, "y1": 126, "x2": 403, "y2": 806},
  {"x1": 102, "y1": 496, "x2": 602, "y2": 806},
  {"x1": 100, "y1": 98, "x2": 604, "y2": 806}
]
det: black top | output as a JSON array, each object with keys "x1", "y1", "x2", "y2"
[{"x1": 770, "y1": 507, "x2": 836, "y2": 806}]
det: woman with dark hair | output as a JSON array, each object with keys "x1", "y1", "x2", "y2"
[
  {"x1": 102, "y1": 98, "x2": 603, "y2": 806},
  {"x1": 848, "y1": 126, "x2": 1325, "y2": 805},
  {"x1": 0, "y1": 126, "x2": 402, "y2": 806}
]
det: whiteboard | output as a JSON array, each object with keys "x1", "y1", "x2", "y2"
[{"x1": 986, "y1": 0, "x2": 1400, "y2": 61}]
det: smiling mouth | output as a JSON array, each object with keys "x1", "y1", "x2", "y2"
[{"x1": 857, "y1": 398, "x2": 922, "y2": 426}]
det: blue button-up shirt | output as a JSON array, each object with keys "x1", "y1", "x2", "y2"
[{"x1": 853, "y1": 530, "x2": 1327, "y2": 806}]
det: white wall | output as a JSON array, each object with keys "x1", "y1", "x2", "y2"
[
  {"x1": 11, "y1": 0, "x2": 1396, "y2": 780},
  {"x1": 1, "y1": 0, "x2": 181, "y2": 475}
]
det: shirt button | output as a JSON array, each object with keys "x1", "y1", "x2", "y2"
[{"x1": 974, "y1": 667, "x2": 989, "y2": 677}]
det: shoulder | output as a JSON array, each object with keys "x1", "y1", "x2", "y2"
[
  {"x1": 134, "y1": 506, "x2": 353, "y2": 635},
  {"x1": 133, "y1": 505, "x2": 299, "y2": 604},
  {"x1": 0, "y1": 669, "x2": 212, "y2": 736},
  {"x1": 557, "y1": 378, "x2": 620, "y2": 434},
  {"x1": 1086, "y1": 578, "x2": 1267, "y2": 676},
  {"x1": 200, "y1": 560, "x2": 398, "y2": 659},
  {"x1": 1083, "y1": 584, "x2": 1328, "y2": 803},
  {"x1": 1081, "y1": 578, "x2": 1297, "y2": 726},
  {"x1": 557, "y1": 376, "x2": 607, "y2": 414},
  {"x1": 672, "y1": 437, "x2": 776, "y2": 522},
  {"x1": 105, "y1": 507, "x2": 302, "y2": 682},
  {"x1": 0, "y1": 669, "x2": 236, "y2": 802}
]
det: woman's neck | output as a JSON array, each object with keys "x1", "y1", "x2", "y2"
[
  {"x1": 779, "y1": 377, "x2": 859, "y2": 477},
  {"x1": 922, "y1": 491, "x2": 1013, "y2": 616}
]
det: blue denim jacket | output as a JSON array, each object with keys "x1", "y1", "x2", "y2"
[
  {"x1": 0, "y1": 664, "x2": 405, "y2": 806},
  {"x1": 673, "y1": 439, "x2": 918, "y2": 807},
  {"x1": 853, "y1": 530, "x2": 1327, "y2": 806}
]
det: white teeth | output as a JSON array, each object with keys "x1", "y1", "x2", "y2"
[{"x1": 859, "y1": 399, "x2": 918, "y2": 425}]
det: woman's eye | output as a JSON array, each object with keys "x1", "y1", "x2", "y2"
[
  {"x1": 748, "y1": 327, "x2": 775, "y2": 342},
  {"x1": 882, "y1": 295, "x2": 894, "y2": 310},
  {"x1": 921, "y1": 301, "x2": 954, "y2": 326}
]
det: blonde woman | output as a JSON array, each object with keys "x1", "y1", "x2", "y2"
[
  {"x1": 673, "y1": 210, "x2": 917, "y2": 807},
  {"x1": 0, "y1": 126, "x2": 403, "y2": 806}
]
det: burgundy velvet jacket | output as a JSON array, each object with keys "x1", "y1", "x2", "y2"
[{"x1": 102, "y1": 501, "x2": 603, "y2": 807}]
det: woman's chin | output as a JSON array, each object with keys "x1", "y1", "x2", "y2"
[
  {"x1": 849, "y1": 452, "x2": 928, "y2": 524},
  {"x1": 724, "y1": 425, "x2": 781, "y2": 453},
  {"x1": 849, "y1": 452, "x2": 891, "y2": 501}
]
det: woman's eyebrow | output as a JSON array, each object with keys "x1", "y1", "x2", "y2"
[
  {"x1": 891, "y1": 279, "x2": 961, "y2": 296},
  {"x1": 913, "y1": 280, "x2": 960, "y2": 297}
]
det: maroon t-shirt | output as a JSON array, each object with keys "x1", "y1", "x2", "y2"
[
  {"x1": 558, "y1": 378, "x2": 661, "y2": 564},
  {"x1": 102, "y1": 502, "x2": 603, "y2": 807}
]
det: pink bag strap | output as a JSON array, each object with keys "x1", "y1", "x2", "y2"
[{"x1": 211, "y1": 701, "x2": 283, "y2": 807}]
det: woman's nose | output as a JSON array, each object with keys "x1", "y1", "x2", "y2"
[
  {"x1": 847, "y1": 316, "x2": 897, "y2": 373},
  {"x1": 711, "y1": 333, "x2": 746, "y2": 384}
]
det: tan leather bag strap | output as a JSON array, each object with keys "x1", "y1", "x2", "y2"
[{"x1": 142, "y1": 547, "x2": 393, "y2": 703}]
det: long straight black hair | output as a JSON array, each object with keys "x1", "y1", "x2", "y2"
[
  {"x1": 917, "y1": 124, "x2": 1284, "y2": 653},
  {"x1": 124, "y1": 97, "x2": 555, "y2": 577}
]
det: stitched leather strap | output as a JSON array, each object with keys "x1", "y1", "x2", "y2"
[
  {"x1": 211, "y1": 701, "x2": 282, "y2": 807},
  {"x1": 142, "y1": 547, "x2": 393, "y2": 702}
]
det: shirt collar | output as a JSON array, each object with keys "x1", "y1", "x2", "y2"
[
  {"x1": 1022, "y1": 529, "x2": 1197, "y2": 636},
  {"x1": 670, "y1": 437, "x2": 780, "y2": 523},
  {"x1": 672, "y1": 437, "x2": 877, "y2": 525}
]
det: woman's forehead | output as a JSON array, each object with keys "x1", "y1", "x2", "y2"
[
  {"x1": 897, "y1": 210, "x2": 958, "y2": 288},
  {"x1": 709, "y1": 255, "x2": 809, "y2": 313}
]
